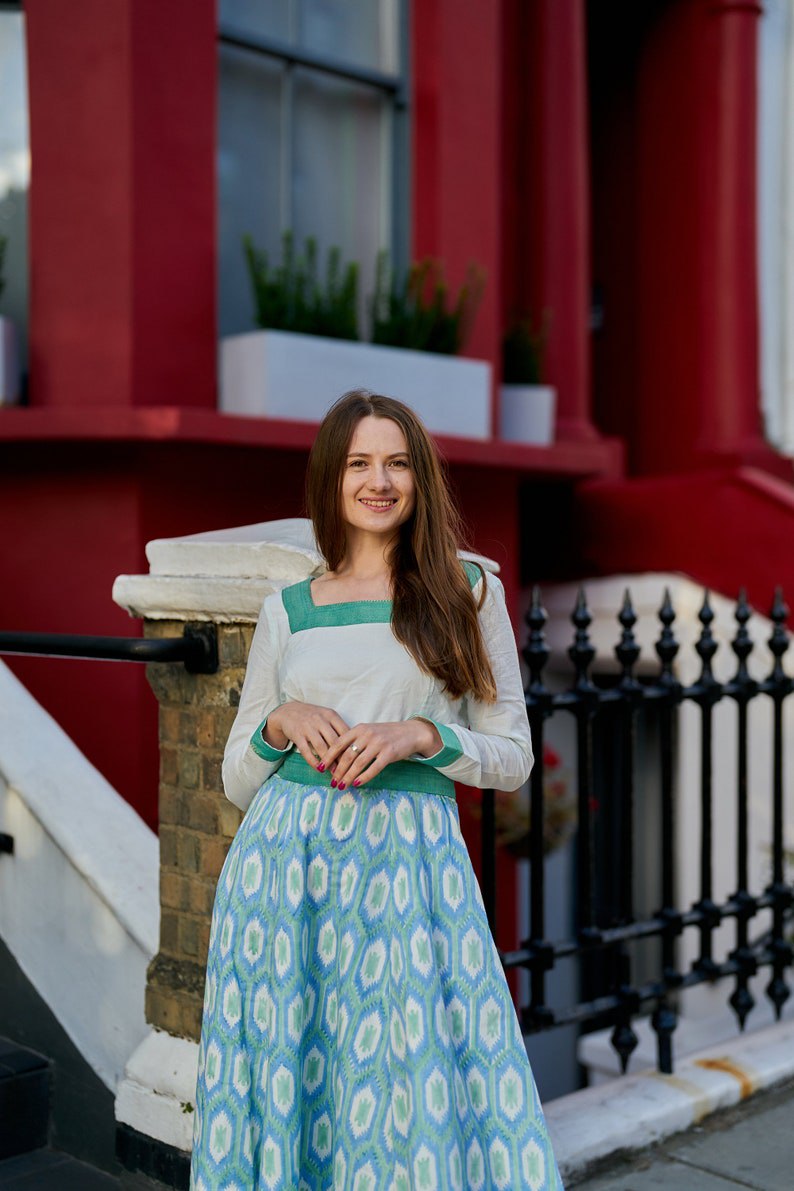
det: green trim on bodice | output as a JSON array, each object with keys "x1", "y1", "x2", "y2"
[
  {"x1": 282, "y1": 559, "x2": 484, "y2": 633},
  {"x1": 278, "y1": 751, "x2": 457, "y2": 800}
]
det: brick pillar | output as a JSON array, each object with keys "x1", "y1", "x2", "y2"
[
  {"x1": 112, "y1": 521, "x2": 324, "y2": 1176},
  {"x1": 142, "y1": 621, "x2": 250, "y2": 1041}
]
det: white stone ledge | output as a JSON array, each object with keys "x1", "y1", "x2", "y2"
[
  {"x1": 145, "y1": 518, "x2": 324, "y2": 580},
  {"x1": 112, "y1": 574, "x2": 283, "y2": 623},
  {"x1": 546, "y1": 1017, "x2": 794, "y2": 1181},
  {"x1": 114, "y1": 518, "x2": 500, "y2": 623},
  {"x1": 115, "y1": 1029, "x2": 199, "y2": 1153}
]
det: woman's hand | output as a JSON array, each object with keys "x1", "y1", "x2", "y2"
[
  {"x1": 320, "y1": 719, "x2": 443, "y2": 789},
  {"x1": 265, "y1": 701, "x2": 350, "y2": 770}
]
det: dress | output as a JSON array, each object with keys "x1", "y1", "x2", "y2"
[{"x1": 189, "y1": 562, "x2": 563, "y2": 1190}]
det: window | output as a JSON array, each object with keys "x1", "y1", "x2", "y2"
[
  {"x1": 0, "y1": 1, "x2": 29, "y2": 391},
  {"x1": 217, "y1": 0, "x2": 408, "y2": 340}
]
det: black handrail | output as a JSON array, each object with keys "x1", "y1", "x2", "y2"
[{"x1": 0, "y1": 626, "x2": 218, "y2": 674}]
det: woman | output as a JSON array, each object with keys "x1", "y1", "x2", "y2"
[{"x1": 190, "y1": 391, "x2": 563, "y2": 1190}]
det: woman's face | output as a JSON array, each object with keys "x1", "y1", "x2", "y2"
[{"x1": 340, "y1": 415, "x2": 416, "y2": 540}]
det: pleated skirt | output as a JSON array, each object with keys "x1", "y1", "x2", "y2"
[{"x1": 189, "y1": 774, "x2": 563, "y2": 1190}]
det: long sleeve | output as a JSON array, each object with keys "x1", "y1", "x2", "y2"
[
  {"x1": 222, "y1": 593, "x2": 293, "y2": 812},
  {"x1": 412, "y1": 572, "x2": 533, "y2": 791}
]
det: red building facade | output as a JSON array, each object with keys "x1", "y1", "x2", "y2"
[{"x1": 0, "y1": 0, "x2": 787, "y2": 846}]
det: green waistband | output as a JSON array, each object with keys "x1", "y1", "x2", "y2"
[{"x1": 278, "y1": 752, "x2": 456, "y2": 801}]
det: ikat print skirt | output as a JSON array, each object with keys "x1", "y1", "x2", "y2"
[{"x1": 189, "y1": 775, "x2": 564, "y2": 1190}]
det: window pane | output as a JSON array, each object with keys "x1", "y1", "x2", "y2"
[
  {"x1": 298, "y1": 0, "x2": 400, "y2": 73},
  {"x1": 218, "y1": 45, "x2": 285, "y2": 337},
  {"x1": 0, "y1": 8, "x2": 29, "y2": 382},
  {"x1": 218, "y1": 0, "x2": 293, "y2": 42},
  {"x1": 220, "y1": 0, "x2": 401, "y2": 74},
  {"x1": 292, "y1": 70, "x2": 391, "y2": 333}
]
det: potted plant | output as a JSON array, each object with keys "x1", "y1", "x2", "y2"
[
  {"x1": 370, "y1": 252, "x2": 484, "y2": 355},
  {"x1": 499, "y1": 312, "x2": 556, "y2": 445},
  {"x1": 0, "y1": 235, "x2": 20, "y2": 406},
  {"x1": 219, "y1": 235, "x2": 492, "y2": 438}
]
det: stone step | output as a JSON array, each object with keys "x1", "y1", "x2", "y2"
[{"x1": 0, "y1": 1037, "x2": 50, "y2": 1161}]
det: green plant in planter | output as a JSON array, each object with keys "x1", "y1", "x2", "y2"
[
  {"x1": 371, "y1": 252, "x2": 485, "y2": 355},
  {"x1": 243, "y1": 230, "x2": 359, "y2": 341},
  {"x1": 502, "y1": 311, "x2": 551, "y2": 384}
]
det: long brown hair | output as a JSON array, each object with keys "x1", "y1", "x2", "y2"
[{"x1": 306, "y1": 390, "x2": 497, "y2": 702}]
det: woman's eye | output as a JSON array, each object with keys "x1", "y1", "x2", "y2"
[{"x1": 390, "y1": 459, "x2": 409, "y2": 468}]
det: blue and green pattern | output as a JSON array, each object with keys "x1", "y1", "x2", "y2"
[{"x1": 190, "y1": 774, "x2": 563, "y2": 1189}]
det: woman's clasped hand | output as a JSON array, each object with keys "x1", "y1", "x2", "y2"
[{"x1": 264, "y1": 700, "x2": 442, "y2": 788}]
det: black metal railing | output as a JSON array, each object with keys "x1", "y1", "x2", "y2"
[
  {"x1": 0, "y1": 626, "x2": 218, "y2": 674},
  {"x1": 482, "y1": 585, "x2": 794, "y2": 1075}
]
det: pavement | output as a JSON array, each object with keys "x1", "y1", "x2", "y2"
[
  {"x1": 0, "y1": 1149, "x2": 118, "y2": 1188},
  {"x1": 569, "y1": 1076, "x2": 794, "y2": 1190}
]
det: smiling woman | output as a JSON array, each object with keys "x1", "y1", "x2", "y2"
[
  {"x1": 331, "y1": 417, "x2": 416, "y2": 590},
  {"x1": 189, "y1": 390, "x2": 563, "y2": 1189}
]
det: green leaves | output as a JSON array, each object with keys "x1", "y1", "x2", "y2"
[
  {"x1": 371, "y1": 252, "x2": 485, "y2": 355},
  {"x1": 243, "y1": 231, "x2": 359, "y2": 341},
  {"x1": 242, "y1": 232, "x2": 486, "y2": 356},
  {"x1": 502, "y1": 311, "x2": 551, "y2": 385}
]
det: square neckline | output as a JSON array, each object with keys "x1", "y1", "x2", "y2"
[{"x1": 306, "y1": 577, "x2": 392, "y2": 610}]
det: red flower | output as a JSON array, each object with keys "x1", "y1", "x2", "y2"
[{"x1": 542, "y1": 743, "x2": 562, "y2": 769}]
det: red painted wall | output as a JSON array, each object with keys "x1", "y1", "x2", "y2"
[
  {"x1": 0, "y1": 443, "x2": 311, "y2": 830},
  {"x1": 578, "y1": 467, "x2": 794, "y2": 619},
  {"x1": 411, "y1": 0, "x2": 502, "y2": 413},
  {"x1": 595, "y1": 0, "x2": 767, "y2": 476},
  {"x1": 25, "y1": 0, "x2": 216, "y2": 410}
]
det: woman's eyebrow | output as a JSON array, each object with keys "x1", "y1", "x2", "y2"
[{"x1": 346, "y1": 451, "x2": 409, "y2": 459}]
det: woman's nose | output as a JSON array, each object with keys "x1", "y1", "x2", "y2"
[{"x1": 368, "y1": 465, "x2": 391, "y2": 489}]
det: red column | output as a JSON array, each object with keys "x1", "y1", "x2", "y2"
[
  {"x1": 632, "y1": 0, "x2": 766, "y2": 474},
  {"x1": 411, "y1": 0, "x2": 502, "y2": 419},
  {"x1": 520, "y1": 0, "x2": 596, "y2": 442},
  {"x1": 25, "y1": 0, "x2": 216, "y2": 409},
  {"x1": 695, "y1": 0, "x2": 765, "y2": 458}
]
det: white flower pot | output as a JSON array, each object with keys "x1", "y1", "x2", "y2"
[
  {"x1": 498, "y1": 384, "x2": 556, "y2": 446},
  {"x1": 0, "y1": 315, "x2": 20, "y2": 405},
  {"x1": 220, "y1": 329, "x2": 492, "y2": 440}
]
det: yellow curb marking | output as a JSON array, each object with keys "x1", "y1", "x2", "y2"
[
  {"x1": 693, "y1": 1057, "x2": 757, "y2": 1099},
  {"x1": 649, "y1": 1072, "x2": 714, "y2": 1122}
]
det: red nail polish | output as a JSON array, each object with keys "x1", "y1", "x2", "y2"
[
  {"x1": 317, "y1": 763, "x2": 325, "y2": 772},
  {"x1": 353, "y1": 779, "x2": 361, "y2": 787},
  {"x1": 338, "y1": 781, "x2": 346, "y2": 790},
  {"x1": 331, "y1": 779, "x2": 337, "y2": 788}
]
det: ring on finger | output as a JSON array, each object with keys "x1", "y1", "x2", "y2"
[{"x1": 350, "y1": 744, "x2": 361, "y2": 754}]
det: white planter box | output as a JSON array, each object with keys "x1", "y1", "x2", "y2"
[
  {"x1": 0, "y1": 316, "x2": 20, "y2": 405},
  {"x1": 499, "y1": 384, "x2": 556, "y2": 446},
  {"x1": 220, "y1": 329, "x2": 492, "y2": 440}
]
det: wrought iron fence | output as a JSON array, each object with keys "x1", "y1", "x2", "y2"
[{"x1": 481, "y1": 585, "x2": 794, "y2": 1076}]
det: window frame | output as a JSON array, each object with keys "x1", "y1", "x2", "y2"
[{"x1": 217, "y1": 4, "x2": 410, "y2": 277}]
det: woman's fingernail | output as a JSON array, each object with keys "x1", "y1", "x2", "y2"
[
  {"x1": 338, "y1": 781, "x2": 346, "y2": 790},
  {"x1": 353, "y1": 779, "x2": 361, "y2": 787},
  {"x1": 331, "y1": 779, "x2": 337, "y2": 788},
  {"x1": 317, "y1": 763, "x2": 325, "y2": 772}
]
